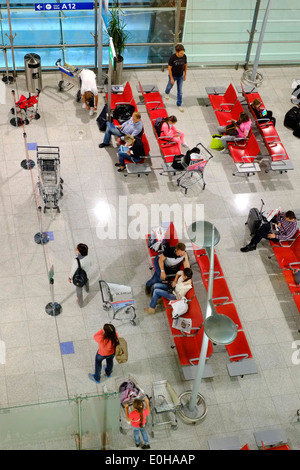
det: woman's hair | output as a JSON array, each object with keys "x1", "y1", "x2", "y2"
[
  {"x1": 77, "y1": 243, "x2": 88, "y2": 256},
  {"x1": 252, "y1": 98, "x2": 261, "y2": 108},
  {"x1": 103, "y1": 323, "x2": 119, "y2": 348},
  {"x1": 183, "y1": 267, "x2": 193, "y2": 280},
  {"x1": 167, "y1": 115, "x2": 177, "y2": 124},
  {"x1": 132, "y1": 399, "x2": 144, "y2": 427},
  {"x1": 124, "y1": 134, "x2": 135, "y2": 144},
  {"x1": 238, "y1": 112, "x2": 250, "y2": 124}
]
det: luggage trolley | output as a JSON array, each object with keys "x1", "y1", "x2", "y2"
[
  {"x1": 116, "y1": 375, "x2": 148, "y2": 435},
  {"x1": 36, "y1": 146, "x2": 64, "y2": 213},
  {"x1": 55, "y1": 59, "x2": 82, "y2": 102},
  {"x1": 150, "y1": 380, "x2": 181, "y2": 437},
  {"x1": 176, "y1": 142, "x2": 214, "y2": 194},
  {"x1": 99, "y1": 280, "x2": 137, "y2": 326}
]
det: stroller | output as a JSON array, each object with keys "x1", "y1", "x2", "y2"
[
  {"x1": 99, "y1": 280, "x2": 136, "y2": 326},
  {"x1": 116, "y1": 375, "x2": 148, "y2": 435},
  {"x1": 175, "y1": 143, "x2": 213, "y2": 194},
  {"x1": 10, "y1": 89, "x2": 40, "y2": 127}
]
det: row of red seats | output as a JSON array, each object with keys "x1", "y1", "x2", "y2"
[
  {"x1": 139, "y1": 82, "x2": 181, "y2": 165},
  {"x1": 145, "y1": 222, "x2": 213, "y2": 374},
  {"x1": 269, "y1": 229, "x2": 300, "y2": 313},
  {"x1": 240, "y1": 82, "x2": 292, "y2": 172},
  {"x1": 207, "y1": 84, "x2": 261, "y2": 175},
  {"x1": 191, "y1": 244, "x2": 254, "y2": 371},
  {"x1": 105, "y1": 81, "x2": 150, "y2": 164}
]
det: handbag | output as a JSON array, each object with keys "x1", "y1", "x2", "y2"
[
  {"x1": 210, "y1": 134, "x2": 224, "y2": 150},
  {"x1": 225, "y1": 123, "x2": 238, "y2": 136},
  {"x1": 169, "y1": 297, "x2": 189, "y2": 319},
  {"x1": 115, "y1": 337, "x2": 128, "y2": 364}
]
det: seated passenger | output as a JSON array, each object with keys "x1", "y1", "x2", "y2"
[
  {"x1": 144, "y1": 268, "x2": 193, "y2": 314},
  {"x1": 99, "y1": 112, "x2": 143, "y2": 148},
  {"x1": 115, "y1": 134, "x2": 145, "y2": 172},
  {"x1": 159, "y1": 115, "x2": 188, "y2": 153},
  {"x1": 241, "y1": 210, "x2": 298, "y2": 252},
  {"x1": 145, "y1": 242, "x2": 190, "y2": 294},
  {"x1": 217, "y1": 111, "x2": 252, "y2": 154},
  {"x1": 251, "y1": 98, "x2": 276, "y2": 126}
]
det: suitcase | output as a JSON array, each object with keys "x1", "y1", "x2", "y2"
[
  {"x1": 96, "y1": 104, "x2": 108, "y2": 132},
  {"x1": 245, "y1": 199, "x2": 265, "y2": 235}
]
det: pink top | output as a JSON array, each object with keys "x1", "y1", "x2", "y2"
[
  {"x1": 128, "y1": 409, "x2": 150, "y2": 428},
  {"x1": 161, "y1": 122, "x2": 179, "y2": 138},
  {"x1": 94, "y1": 329, "x2": 119, "y2": 356},
  {"x1": 237, "y1": 119, "x2": 252, "y2": 138}
]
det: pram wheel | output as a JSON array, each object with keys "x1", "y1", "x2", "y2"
[
  {"x1": 58, "y1": 80, "x2": 64, "y2": 91},
  {"x1": 24, "y1": 119, "x2": 29, "y2": 125},
  {"x1": 10, "y1": 107, "x2": 14, "y2": 114},
  {"x1": 35, "y1": 113, "x2": 40, "y2": 120}
]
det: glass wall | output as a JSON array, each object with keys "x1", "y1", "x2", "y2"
[
  {"x1": 0, "y1": 0, "x2": 300, "y2": 72},
  {"x1": 0, "y1": 392, "x2": 120, "y2": 450}
]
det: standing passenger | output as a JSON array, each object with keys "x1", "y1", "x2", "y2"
[{"x1": 165, "y1": 44, "x2": 187, "y2": 112}]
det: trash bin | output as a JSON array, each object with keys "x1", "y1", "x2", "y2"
[{"x1": 24, "y1": 53, "x2": 42, "y2": 93}]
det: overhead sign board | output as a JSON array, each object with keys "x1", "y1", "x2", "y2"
[{"x1": 35, "y1": 2, "x2": 94, "y2": 11}]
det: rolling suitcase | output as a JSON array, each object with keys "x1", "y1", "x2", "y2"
[{"x1": 245, "y1": 199, "x2": 265, "y2": 235}]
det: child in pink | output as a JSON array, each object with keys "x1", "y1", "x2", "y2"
[{"x1": 160, "y1": 115, "x2": 187, "y2": 153}]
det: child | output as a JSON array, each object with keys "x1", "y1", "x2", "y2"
[
  {"x1": 251, "y1": 98, "x2": 276, "y2": 126},
  {"x1": 125, "y1": 397, "x2": 151, "y2": 449}
]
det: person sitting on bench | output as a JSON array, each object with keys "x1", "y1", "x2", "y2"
[
  {"x1": 115, "y1": 134, "x2": 145, "y2": 172},
  {"x1": 217, "y1": 111, "x2": 252, "y2": 154},
  {"x1": 144, "y1": 267, "x2": 193, "y2": 314},
  {"x1": 251, "y1": 98, "x2": 276, "y2": 126},
  {"x1": 145, "y1": 242, "x2": 190, "y2": 294},
  {"x1": 99, "y1": 112, "x2": 143, "y2": 148},
  {"x1": 241, "y1": 210, "x2": 298, "y2": 252}
]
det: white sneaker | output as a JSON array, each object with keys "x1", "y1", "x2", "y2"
[
  {"x1": 165, "y1": 94, "x2": 169, "y2": 100},
  {"x1": 89, "y1": 108, "x2": 94, "y2": 116},
  {"x1": 182, "y1": 142, "x2": 189, "y2": 148},
  {"x1": 220, "y1": 148, "x2": 229, "y2": 154},
  {"x1": 177, "y1": 106, "x2": 184, "y2": 112},
  {"x1": 82, "y1": 103, "x2": 86, "y2": 109}
]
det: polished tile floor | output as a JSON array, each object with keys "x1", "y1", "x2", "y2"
[{"x1": 1, "y1": 65, "x2": 300, "y2": 450}]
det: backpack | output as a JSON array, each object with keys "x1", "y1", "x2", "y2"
[
  {"x1": 154, "y1": 117, "x2": 164, "y2": 137},
  {"x1": 119, "y1": 380, "x2": 139, "y2": 403},
  {"x1": 112, "y1": 104, "x2": 135, "y2": 124},
  {"x1": 72, "y1": 258, "x2": 88, "y2": 288},
  {"x1": 96, "y1": 104, "x2": 108, "y2": 132},
  {"x1": 115, "y1": 337, "x2": 128, "y2": 364}
]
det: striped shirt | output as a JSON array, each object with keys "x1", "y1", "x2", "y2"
[{"x1": 275, "y1": 212, "x2": 298, "y2": 241}]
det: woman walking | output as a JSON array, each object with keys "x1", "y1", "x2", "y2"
[{"x1": 88, "y1": 323, "x2": 119, "y2": 384}]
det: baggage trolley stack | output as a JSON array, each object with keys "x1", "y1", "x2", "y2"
[
  {"x1": 99, "y1": 280, "x2": 136, "y2": 326},
  {"x1": 36, "y1": 146, "x2": 64, "y2": 213},
  {"x1": 176, "y1": 142, "x2": 214, "y2": 194},
  {"x1": 116, "y1": 375, "x2": 149, "y2": 435},
  {"x1": 150, "y1": 380, "x2": 181, "y2": 437},
  {"x1": 55, "y1": 59, "x2": 82, "y2": 102}
]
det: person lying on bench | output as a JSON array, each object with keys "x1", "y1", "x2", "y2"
[
  {"x1": 251, "y1": 98, "x2": 276, "y2": 126},
  {"x1": 241, "y1": 210, "x2": 298, "y2": 252},
  {"x1": 115, "y1": 134, "x2": 145, "y2": 172},
  {"x1": 99, "y1": 112, "x2": 143, "y2": 148},
  {"x1": 144, "y1": 268, "x2": 193, "y2": 314},
  {"x1": 145, "y1": 242, "x2": 190, "y2": 294}
]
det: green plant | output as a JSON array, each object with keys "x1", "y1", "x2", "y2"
[{"x1": 107, "y1": 4, "x2": 129, "y2": 62}]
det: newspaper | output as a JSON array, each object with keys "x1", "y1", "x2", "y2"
[{"x1": 172, "y1": 317, "x2": 192, "y2": 334}]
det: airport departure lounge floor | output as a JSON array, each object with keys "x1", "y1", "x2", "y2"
[{"x1": 1, "y1": 66, "x2": 300, "y2": 450}]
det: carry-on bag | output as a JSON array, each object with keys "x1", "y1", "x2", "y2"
[
  {"x1": 210, "y1": 134, "x2": 224, "y2": 150},
  {"x1": 284, "y1": 106, "x2": 300, "y2": 130},
  {"x1": 96, "y1": 104, "x2": 108, "y2": 132},
  {"x1": 245, "y1": 199, "x2": 265, "y2": 235}
]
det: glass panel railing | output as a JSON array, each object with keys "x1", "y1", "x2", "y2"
[{"x1": 0, "y1": 392, "x2": 120, "y2": 450}]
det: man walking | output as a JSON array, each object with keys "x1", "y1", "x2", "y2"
[{"x1": 165, "y1": 44, "x2": 187, "y2": 112}]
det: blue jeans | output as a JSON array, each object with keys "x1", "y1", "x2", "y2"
[
  {"x1": 94, "y1": 352, "x2": 114, "y2": 382},
  {"x1": 165, "y1": 74, "x2": 184, "y2": 106},
  {"x1": 103, "y1": 121, "x2": 123, "y2": 144},
  {"x1": 118, "y1": 150, "x2": 141, "y2": 167},
  {"x1": 146, "y1": 256, "x2": 162, "y2": 288},
  {"x1": 133, "y1": 427, "x2": 149, "y2": 446},
  {"x1": 150, "y1": 282, "x2": 176, "y2": 309}
]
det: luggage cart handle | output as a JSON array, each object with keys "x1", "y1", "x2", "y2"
[{"x1": 55, "y1": 59, "x2": 62, "y2": 66}]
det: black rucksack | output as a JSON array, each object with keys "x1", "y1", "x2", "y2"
[
  {"x1": 112, "y1": 104, "x2": 135, "y2": 123},
  {"x1": 154, "y1": 117, "x2": 164, "y2": 136},
  {"x1": 96, "y1": 104, "x2": 108, "y2": 132},
  {"x1": 284, "y1": 106, "x2": 300, "y2": 130},
  {"x1": 72, "y1": 258, "x2": 88, "y2": 288}
]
